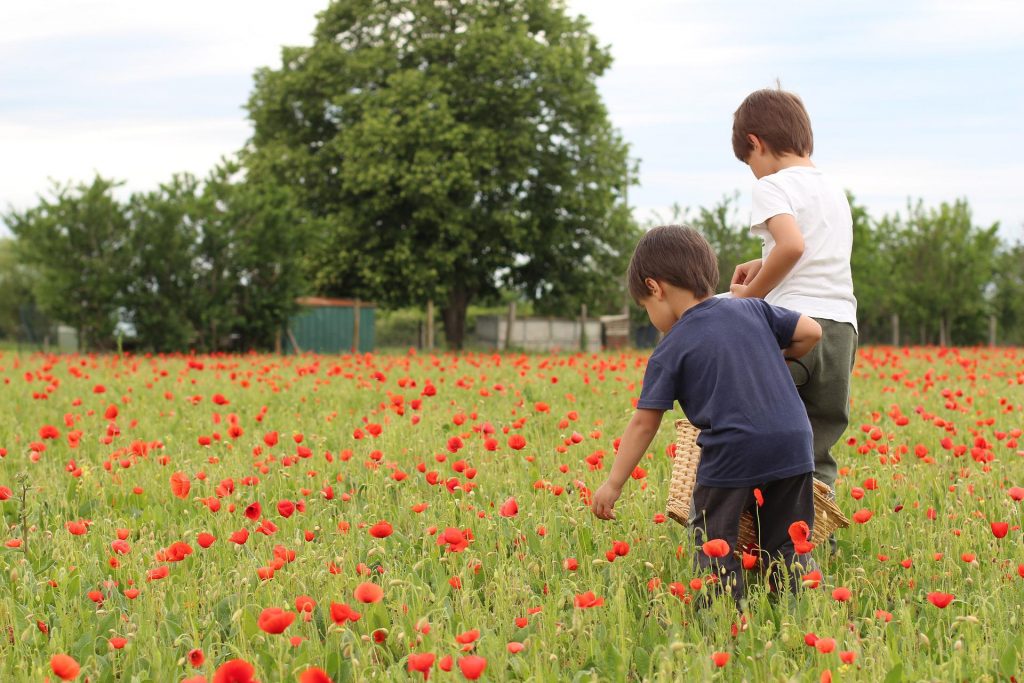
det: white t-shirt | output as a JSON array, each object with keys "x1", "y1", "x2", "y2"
[{"x1": 749, "y1": 166, "x2": 858, "y2": 329}]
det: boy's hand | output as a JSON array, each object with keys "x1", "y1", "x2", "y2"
[
  {"x1": 729, "y1": 283, "x2": 750, "y2": 298},
  {"x1": 591, "y1": 481, "x2": 622, "y2": 520},
  {"x1": 731, "y1": 259, "x2": 763, "y2": 286}
]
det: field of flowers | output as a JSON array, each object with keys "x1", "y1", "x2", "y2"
[{"x1": 1, "y1": 346, "x2": 1022, "y2": 682}]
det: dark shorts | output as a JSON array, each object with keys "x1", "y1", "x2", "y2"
[{"x1": 691, "y1": 471, "x2": 816, "y2": 602}]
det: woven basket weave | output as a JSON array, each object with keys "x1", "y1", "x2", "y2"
[{"x1": 667, "y1": 418, "x2": 849, "y2": 554}]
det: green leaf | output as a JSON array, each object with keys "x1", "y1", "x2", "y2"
[{"x1": 1000, "y1": 641, "x2": 1018, "y2": 679}]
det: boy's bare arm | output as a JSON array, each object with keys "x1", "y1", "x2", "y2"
[
  {"x1": 731, "y1": 214, "x2": 804, "y2": 299},
  {"x1": 591, "y1": 408, "x2": 665, "y2": 520},
  {"x1": 783, "y1": 314, "x2": 822, "y2": 359}
]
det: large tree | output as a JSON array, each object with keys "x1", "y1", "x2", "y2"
[
  {"x1": 886, "y1": 199, "x2": 999, "y2": 345},
  {"x1": 245, "y1": 0, "x2": 636, "y2": 348},
  {"x1": 4, "y1": 176, "x2": 129, "y2": 350}
]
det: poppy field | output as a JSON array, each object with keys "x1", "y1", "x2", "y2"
[{"x1": 1, "y1": 346, "x2": 1023, "y2": 682}]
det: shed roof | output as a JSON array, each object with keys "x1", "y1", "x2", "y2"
[{"x1": 295, "y1": 297, "x2": 376, "y2": 308}]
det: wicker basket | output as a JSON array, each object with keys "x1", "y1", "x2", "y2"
[{"x1": 666, "y1": 418, "x2": 849, "y2": 555}]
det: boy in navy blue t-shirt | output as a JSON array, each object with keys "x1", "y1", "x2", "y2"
[{"x1": 591, "y1": 225, "x2": 822, "y2": 602}]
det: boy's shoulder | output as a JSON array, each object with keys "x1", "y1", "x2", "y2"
[{"x1": 756, "y1": 165, "x2": 825, "y2": 190}]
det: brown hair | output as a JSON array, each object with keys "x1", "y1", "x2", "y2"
[
  {"x1": 627, "y1": 225, "x2": 719, "y2": 302},
  {"x1": 732, "y1": 87, "x2": 814, "y2": 162}
]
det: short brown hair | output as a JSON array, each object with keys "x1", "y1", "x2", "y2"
[
  {"x1": 627, "y1": 225, "x2": 718, "y2": 302},
  {"x1": 732, "y1": 88, "x2": 814, "y2": 162}
]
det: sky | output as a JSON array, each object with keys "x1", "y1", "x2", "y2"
[{"x1": 2, "y1": 0, "x2": 1023, "y2": 241}]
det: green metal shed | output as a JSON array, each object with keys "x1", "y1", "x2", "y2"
[{"x1": 282, "y1": 297, "x2": 375, "y2": 354}]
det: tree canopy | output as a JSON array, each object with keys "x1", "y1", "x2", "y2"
[{"x1": 245, "y1": 0, "x2": 638, "y2": 348}]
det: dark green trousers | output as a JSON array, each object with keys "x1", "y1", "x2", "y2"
[{"x1": 788, "y1": 318, "x2": 858, "y2": 489}]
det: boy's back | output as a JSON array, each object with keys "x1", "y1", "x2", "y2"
[
  {"x1": 751, "y1": 166, "x2": 856, "y2": 326},
  {"x1": 638, "y1": 296, "x2": 814, "y2": 488}
]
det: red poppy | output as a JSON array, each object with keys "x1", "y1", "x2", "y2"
[
  {"x1": 712, "y1": 652, "x2": 730, "y2": 667},
  {"x1": 991, "y1": 521, "x2": 1009, "y2": 538},
  {"x1": 212, "y1": 658, "x2": 257, "y2": 683},
  {"x1": 852, "y1": 509, "x2": 873, "y2": 524},
  {"x1": 741, "y1": 552, "x2": 758, "y2": 570},
  {"x1": 408, "y1": 652, "x2": 436, "y2": 679},
  {"x1": 508, "y1": 434, "x2": 527, "y2": 450},
  {"x1": 702, "y1": 539, "x2": 730, "y2": 558},
  {"x1": 109, "y1": 636, "x2": 128, "y2": 649},
  {"x1": 229, "y1": 529, "x2": 249, "y2": 545},
  {"x1": 499, "y1": 497, "x2": 519, "y2": 517},
  {"x1": 50, "y1": 654, "x2": 80, "y2": 680},
  {"x1": 839, "y1": 651, "x2": 856, "y2": 664},
  {"x1": 329, "y1": 601, "x2": 362, "y2": 624},
  {"x1": 369, "y1": 521, "x2": 393, "y2": 538},
  {"x1": 66, "y1": 520, "x2": 88, "y2": 535},
  {"x1": 574, "y1": 591, "x2": 604, "y2": 608},
  {"x1": 197, "y1": 532, "x2": 216, "y2": 548},
  {"x1": 146, "y1": 566, "x2": 170, "y2": 581},
  {"x1": 170, "y1": 472, "x2": 191, "y2": 499},
  {"x1": 831, "y1": 587, "x2": 851, "y2": 602},
  {"x1": 354, "y1": 582, "x2": 384, "y2": 604},
  {"x1": 298, "y1": 667, "x2": 332, "y2": 683},
  {"x1": 815, "y1": 637, "x2": 836, "y2": 654},
  {"x1": 244, "y1": 502, "x2": 262, "y2": 521},
  {"x1": 927, "y1": 592, "x2": 954, "y2": 608},
  {"x1": 277, "y1": 500, "x2": 295, "y2": 518},
  {"x1": 507, "y1": 642, "x2": 525, "y2": 653},
  {"x1": 802, "y1": 570, "x2": 823, "y2": 589},
  {"x1": 788, "y1": 521, "x2": 810, "y2": 543},
  {"x1": 257, "y1": 607, "x2": 296, "y2": 634},
  {"x1": 458, "y1": 655, "x2": 487, "y2": 680},
  {"x1": 188, "y1": 648, "x2": 205, "y2": 667},
  {"x1": 455, "y1": 628, "x2": 480, "y2": 644},
  {"x1": 295, "y1": 595, "x2": 316, "y2": 613}
]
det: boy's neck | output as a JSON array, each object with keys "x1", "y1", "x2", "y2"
[
  {"x1": 766, "y1": 152, "x2": 814, "y2": 175},
  {"x1": 668, "y1": 290, "x2": 710, "y2": 321}
]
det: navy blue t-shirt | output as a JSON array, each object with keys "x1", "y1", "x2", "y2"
[{"x1": 637, "y1": 297, "x2": 814, "y2": 487}]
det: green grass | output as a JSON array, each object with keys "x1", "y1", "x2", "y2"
[{"x1": 0, "y1": 346, "x2": 1022, "y2": 681}]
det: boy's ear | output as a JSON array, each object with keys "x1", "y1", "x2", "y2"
[
  {"x1": 747, "y1": 134, "x2": 764, "y2": 154},
  {"x1": 644, "y1": 277, "x2": 663, "y2": 299}
]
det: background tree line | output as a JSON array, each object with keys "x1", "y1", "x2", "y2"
[
  {"x1": 3, "y1": 177, "x2": 1021, "y2": 350},
  {"x1": 1, "y1": 0, "x2": 1022, "y2": 351}
]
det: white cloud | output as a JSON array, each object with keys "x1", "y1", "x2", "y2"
[{"x1": 0, "y1": 119, "x2": 248, "y2": 213}]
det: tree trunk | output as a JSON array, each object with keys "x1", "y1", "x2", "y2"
[{"x1": 442, "y1": 283, "x2": 469, "y2": 351}]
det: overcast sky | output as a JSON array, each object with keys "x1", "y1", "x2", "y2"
[{"x1": 2, "y1": 1, "x2": 1022, "y2": 241}]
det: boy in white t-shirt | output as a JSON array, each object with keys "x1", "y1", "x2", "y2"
[{"x1": 728, "y1": 87, "x2": 858, "y2": 500}]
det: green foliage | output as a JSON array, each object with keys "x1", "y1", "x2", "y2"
[
  {"x1": 4, "y1": 165, "x2": 309, "y2": 352},
  {"x1": 245, "y1": 0, "x2": 636, "y2": 348},
  {"x1": 124, "y1": 175, "x2": 204, "y2": 351},
  {"x1": 990, "y1": 241, "x2": 1024, "y2": 345},
  {"x1": 4, "y1": 176, "x2": 129, "y2": 350},
  {"x1": 882, "y1": 199, "x2": 1000, "y2": 345},
  {"x1": 850, "y1": 192, "x2": 900, "y2": 342},
  {"x1": 0, "y1": 238, "x2": 39, "y2": 340}
]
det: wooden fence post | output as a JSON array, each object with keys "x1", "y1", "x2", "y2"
[
  {"x1": 426, "y1": 300, "x2": 435, "y2": 351},
  {"x1": 579, "y1": 303, "x2": 588, "y2": 351},
  {"x1": 505, "y1": 301, "x2": 516, "y2": 351},
  {"x1": 353, "y1": 299, "x2": 361, "y2": 353},
  {"x1": 891, "y1": 313, "x2": 899, "y2": 347},
  {"x1": 989, "y1": 315, "x2": 997, "y2": 347}
]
